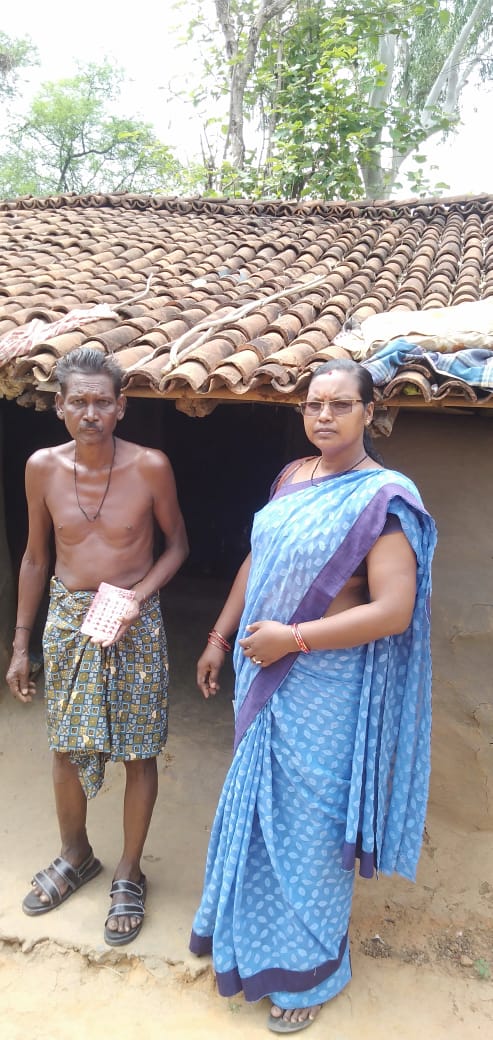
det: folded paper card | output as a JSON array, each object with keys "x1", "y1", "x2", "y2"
[{"x1": 81, "y1": 582, "x2": 135, "y2": 642}]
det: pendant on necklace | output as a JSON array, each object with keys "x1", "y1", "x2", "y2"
[{"x1": 74, "y1": 437, "x2": 116, "y2": 522}]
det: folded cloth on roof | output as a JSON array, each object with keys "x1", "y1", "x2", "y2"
[
  {"x1": 0, "y1": 305, "x2": 118, "y2": 365},
  {"x1": 363, "y1": 338, "x2": 493, "y2": 393},
  {"x1": 333, "y1": 300, "x2": 493, "y2": 359}
]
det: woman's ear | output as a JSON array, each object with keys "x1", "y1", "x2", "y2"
[{"x1": 365, "y1": 402, "x2": 374, "y2": 426}]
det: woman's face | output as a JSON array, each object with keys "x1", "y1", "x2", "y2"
[{"x1": 302, "y1": 370, "x2": 374, "y2": 452}]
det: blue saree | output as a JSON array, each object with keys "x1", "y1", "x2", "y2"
[{"x1": 190, "y1": 467, "x2": 436, "y2": 1008}]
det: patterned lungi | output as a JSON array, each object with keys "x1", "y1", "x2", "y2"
[{"x1": 43, "y1": 577, "x2": 169, "y2": 798}]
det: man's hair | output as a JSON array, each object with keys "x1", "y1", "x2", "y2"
[{"x1": 56, "y1": 348, "x2": 124, "y2": 397}]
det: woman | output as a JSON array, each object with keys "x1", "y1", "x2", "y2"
[{"x1": 190, "y1": 359, "x2": 436, "y2": 1033}]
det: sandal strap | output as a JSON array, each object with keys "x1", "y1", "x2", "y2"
[
  {"x1": 31, "y1": 853, "x2": 94, "y2": 903},
  {"x1": 109, "y1": 877, "x2": 145, "y2": 899},
  {"x1": 31, "y1": 868, "x2": 63, "y2": 905},
  {"x1": 51, "y1": 855, "x2": 90, "y2": 891},
  {"x1": 106, "y1": 901, "x2": 145, "y2": 922}
]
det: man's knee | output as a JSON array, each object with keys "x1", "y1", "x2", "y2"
[
  {"x1": 124, "y1": 757, "x2": 157, "y2": 779},
  {"x1": 53, "y1": 750, "x2": 76, "y2": 771}
]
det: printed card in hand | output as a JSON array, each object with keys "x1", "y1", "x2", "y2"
[{"x1": 81, "y1": 582, "x2": 135, "y2": 642}]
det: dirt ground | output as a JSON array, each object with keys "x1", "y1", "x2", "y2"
[{"x1": 1, "y1": 577, "x2": 492, "y2": 1039}]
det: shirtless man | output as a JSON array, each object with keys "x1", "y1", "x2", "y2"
[{"x1": 6, "y1": 347, "x2": 188, "y2": 946}]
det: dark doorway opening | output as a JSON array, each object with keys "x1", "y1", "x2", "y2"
[{"x1": 2, "y1": 395, "x2": 312, "y2": 589}]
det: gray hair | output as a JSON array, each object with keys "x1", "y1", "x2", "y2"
[{"x1": 56, "y1": 348, "x2": 124, "y2": 397}]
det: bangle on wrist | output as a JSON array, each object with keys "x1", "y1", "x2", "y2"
[
  {"x1": 208, "y1": 629, "x2": 232, "y2": 653},
  {"x1": 14, "y1": 625, "x2": 31, "y2": 632},
  {"x1": 291, "y1": 623, "x2": 311, "y2": 654}
]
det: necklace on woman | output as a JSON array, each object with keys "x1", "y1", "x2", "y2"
[
  {"x1": 311, "y1": 452, "x2": 368, "y2": 484},
  {"x1": 74, "y1": 436, "x2": 116, "y2": 522}
]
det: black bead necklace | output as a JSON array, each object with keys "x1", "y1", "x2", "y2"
[
  {"x1": 74, "y1": 436, "x2": 116, "y2": 522},
  {"x1": 311, "y1": 451, "x2": 368, "y2": 484}
]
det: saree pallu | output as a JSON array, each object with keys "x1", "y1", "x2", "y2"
[
  {"x1": 43, "y1": 577, "x2": 169, "y2": 798},
  {"x1": 191, "y1": 468, "x2": 436, "y2": 1007}
]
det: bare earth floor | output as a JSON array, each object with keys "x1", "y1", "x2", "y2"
[{"x1": 1, "y1": 578, "x2": 492, "y2": 1039}]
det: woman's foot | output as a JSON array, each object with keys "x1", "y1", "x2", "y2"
[{"x1": 268, "y1": 1004, "x2": 323, "y2": 1033}]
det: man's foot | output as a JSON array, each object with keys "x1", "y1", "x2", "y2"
[
  {"x1": 267, "y1": 1005, "x2": 323, "y2": 1033},
  {"x1": 104, "y1": 874, "x2": 146, "y2": 946},
  {"x1": 22, "y1": 850, "x2": 102, "y2": 916}
]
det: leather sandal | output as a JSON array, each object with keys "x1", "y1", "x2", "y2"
[
  {"x1": 22, "y1": 850, "x2": 102, "y2": 916},
  {"x1": 104, "y1": 875, "x2": 147, "y2": 947}
]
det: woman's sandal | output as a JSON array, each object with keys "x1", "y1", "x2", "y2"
[
  {"x1": 104, "y1": 875, "x2": 147, "y2": 947},
  {"x1": 22, "y1": 849, "x2": 102, "y2": 916},
  {"x1": 267, "y1": 1006, "x2": 323, "y2": 1033}
]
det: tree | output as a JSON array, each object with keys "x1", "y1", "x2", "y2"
[
  {"x1": 182, "y1": 0, "x2": 493, "y2": 199},
  {"x1": 355, "y1": 0, "x2": 493, "y2": 196},
  {"x1": 0, "y1": 60, "x2": 189, "y2": 198},
  {"x1": 0, "y1": 30, "x2": 37, "y2": 103}
]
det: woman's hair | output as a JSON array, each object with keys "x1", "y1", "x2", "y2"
[
  {"x1": 56, "y1": 348, "x2": 124, "y2": 397},
  {"x1": 308, "y1": 358, "x2": 383, "y2": 463}
]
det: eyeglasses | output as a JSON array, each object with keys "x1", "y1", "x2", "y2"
[{"x1": 297, "y1": 399, "x2": 364, "y2": 417}]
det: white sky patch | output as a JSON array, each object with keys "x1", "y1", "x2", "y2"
[{"x1": 2, "y1": 0, "x2": 493, "y2": 195}]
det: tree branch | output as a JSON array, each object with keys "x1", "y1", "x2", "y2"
[{"x1": 422, "y1": 0, "x2": 492, "y2": 127}]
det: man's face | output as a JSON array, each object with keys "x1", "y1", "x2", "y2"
[{"x1": 55, "y1": 372, "x2": 126, "y2": 443}]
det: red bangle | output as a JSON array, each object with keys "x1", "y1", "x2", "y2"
[
  {"x1": 208, "y1": 629, "x2": 232, "y2": 653},
  {"x1": 291, "y1": 623, "x2": 311, "y2": 654}
]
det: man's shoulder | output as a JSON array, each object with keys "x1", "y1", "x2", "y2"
[
  {"x1": 27, "y1": 443, "x2": 71, "y2": 471},
  {"x1": 118, "y1": 439, "x2": 170, "y2": 471}
]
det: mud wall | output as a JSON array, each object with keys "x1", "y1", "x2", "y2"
[{"x1": 382, "y1": 411, "x2": 493, "y2": 835}]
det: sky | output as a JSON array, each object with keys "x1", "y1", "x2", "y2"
[{"x1": 2, "y1": 0, "x2": 493, "y2": 197}]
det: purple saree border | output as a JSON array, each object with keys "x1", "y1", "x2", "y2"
[
  {"x1": 189, "y1": 930, "x2": 348, "y2": 1000},
  {"x1": 234, "y1": 481, "x2": 426, "y2": 751},
  {"x1": 342, "y1": 838, "x2": 375, "y2": 878}
]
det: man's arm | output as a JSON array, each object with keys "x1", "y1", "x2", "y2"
[
  {"x1": 132, "y1": 450, "x2": 189, "y2": 604},
  {"x1": 7, "y1": 453, "x2": 53, "y2": 702}
]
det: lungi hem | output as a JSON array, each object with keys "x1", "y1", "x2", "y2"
[{"x1": 189, "y1": 930, "x2": 348, "y2": 1002}]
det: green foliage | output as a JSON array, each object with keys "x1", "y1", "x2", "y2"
[
  {"x1": 474, "y1": 958, "x2": 491, "y2": 981},
  {"x1": 181, "y1": 0, "x2": 493, "y2": 200},
  {"x1": 0, "y1": 61, "x2": 190, "y2": 198},
  {"x1": 0, "y1": 31, "x2": 37, "y2": 101}
]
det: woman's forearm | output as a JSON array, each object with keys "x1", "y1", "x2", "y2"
[
  {"x1": 212, "y1": 553, "x2": 251, "y2": 641},
  {"x1": 296, "y1": 595, "x2": 413, "y2": 653}
]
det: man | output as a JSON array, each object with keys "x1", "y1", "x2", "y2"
[{"x1": 6, "y1": 347, "x2": 189, "y2": 946}]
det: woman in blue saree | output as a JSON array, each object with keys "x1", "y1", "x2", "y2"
[{"x1": 190, "y1": 360, "x2": 436, "y2": 1033}]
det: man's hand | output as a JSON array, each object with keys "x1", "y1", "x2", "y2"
[
  {"x1": 90, "y1": 597, "x2": 141, "y2": 648},
  {"x1": 7, "y1": 651, "x2": 38, "y2": 703}
]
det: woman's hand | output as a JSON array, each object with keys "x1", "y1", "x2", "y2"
[
  {"x1": 239, "y1": 621, "x2": 294, "y2": 668},
  {"x1": 197, "y1": 643, "x2": 226, "y2": 698}
]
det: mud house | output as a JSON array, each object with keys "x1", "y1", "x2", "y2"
[{"x1": 0, "y1": 192, "x2": 492, "y2": 841}]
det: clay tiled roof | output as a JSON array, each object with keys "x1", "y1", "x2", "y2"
[{"x1": 1, "y1": 192, "x2": 493, "y2": 414}]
